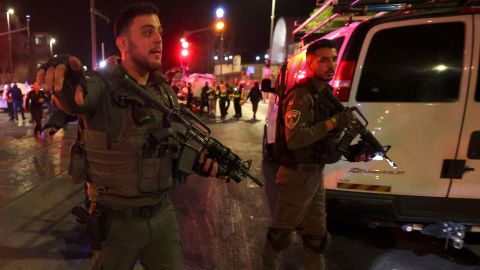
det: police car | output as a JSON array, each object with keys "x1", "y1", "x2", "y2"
[{"x1": 264, "y1": 0, "x2": 480, "y2": 248}]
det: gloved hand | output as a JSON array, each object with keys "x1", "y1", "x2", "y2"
[
  {"x1": 36, "y1": 55, "x2": 85, "y2": 103},
  {"x1": 344, "y1": 141, "x2": 372, "y2": 162},
  {"x1": 330, "y1": 110, "x2": 353, "y2": 130}
]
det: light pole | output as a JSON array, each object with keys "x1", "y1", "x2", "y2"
[
  {"x1": 90, "y1": 0, "x2": 97, "y2": 70},
  {"x1": 215, "y1": 8, "x2": 225, "y2": 82},
  {"x1": 269, "y1": 0, "x2": 276, "y2": 52},
  {"x1": 6, "y1": 8, "x2": 14, "y2": 77},
  {"x1": 26, "y1": 15, "x2": 30, "y2": 37},
  {"x1": 49, "y1": 38, "x2": 56, "y2": 56}
]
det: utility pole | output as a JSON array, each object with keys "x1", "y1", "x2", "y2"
[
  {"x1": 7, "y1": 9, "x2": 14, "y2": 77},
  {"x1": 90, "y1": 0, "x2": 97, "y2": 70},
  {"x1": 269, "y1": 0, "x2": 276, "y2": 52}
]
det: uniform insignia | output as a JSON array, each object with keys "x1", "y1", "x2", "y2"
[{"x1": 286, "y1": 110, "x2": 301, "y2": 129}]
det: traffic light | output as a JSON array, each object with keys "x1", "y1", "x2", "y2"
[
  {"x1": 215, "y1": 21, "x2": 225, "y2": 31},
  {"x1": 180, "y1": 39, "x2": 189, "y2": 57}
]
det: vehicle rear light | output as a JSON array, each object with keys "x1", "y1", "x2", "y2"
[{"x1": 332, "y1": 60, "x2": 356, "y2": 102}]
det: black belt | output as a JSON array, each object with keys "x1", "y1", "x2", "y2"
[{"x1": 100, "y1": 200, "x2": 166, "y2": 220}]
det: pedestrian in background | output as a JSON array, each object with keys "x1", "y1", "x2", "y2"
[
  {"x1": 200, "y1": 82, "x2": 210, "y2": 115},
  {"x1": 225, "y1": 81, "x2": 232, "y2": 114},
  {"x1": 4, "y1": 84, "x2": 14, "y2": 120},
  {"x1": 25, "y1": 82, "x2": 46, "y2": 136},
  {"x1": 186, "y1": 82, "x2": 193, "y2": 110},
  {"x1": 232, "y1": 83, "x2": 243, "y2": 118},
  {"x1": 7, "y1": 83, "x2": 26, "y2": 122},
  {"x1": 218, "y1": 82, "x2": 228, "y2": 118},
  {"x1": 245, "y1": 81, "x2": 263, "y2": 120},
  {"x1": 207, "y1": 81, "x2": 217, "y2": 117}
]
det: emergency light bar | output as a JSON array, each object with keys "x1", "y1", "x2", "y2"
[{"x1": 296, "y1": 0, "x2": 480, "y2": 42}]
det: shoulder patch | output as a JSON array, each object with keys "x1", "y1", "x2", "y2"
[{"x1": 285, "y1": 110, "x2": 301, "y2": 129}]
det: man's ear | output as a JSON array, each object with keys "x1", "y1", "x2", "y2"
[{"x1": 116, "y1": 36, "x2": 127, "y2": 52}]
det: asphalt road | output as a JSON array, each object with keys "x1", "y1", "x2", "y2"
[{"x1": 0, "y1": 101, "x2": 479, "y2": 270}]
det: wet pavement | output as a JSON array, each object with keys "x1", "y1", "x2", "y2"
[{"x1": 0, "y1": 103, "x2": 479, "y2": 270}]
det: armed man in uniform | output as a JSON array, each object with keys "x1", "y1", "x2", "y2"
[
  {"x1": 37, "y1": 3, "x2": 223, "y2": 270},
  {"x1": 263, "y1": 39, "x2": 355, "y2": 269}
]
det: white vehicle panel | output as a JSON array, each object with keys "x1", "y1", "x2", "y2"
[
  {"x1": 449, "y1": 14, "x2": 480, "y2": 199},
  {"x1": 325, "y1": 15, "x2": 473, "y2": 197}
]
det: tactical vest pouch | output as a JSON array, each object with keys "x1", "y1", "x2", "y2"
[
  {"x1": 317, "y1": 132, "x2": 343, "y2": 164},
  {"x1": 272, "y1": 129, "x2": 296, "y2": 166},
  {"x1": 69, "y1": 141, "x2": 88, "y2": 184},
  {"x1": 138, "y1": 147, "x2": 173, "y2": 193}
]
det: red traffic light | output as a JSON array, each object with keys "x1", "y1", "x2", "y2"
[{"x1": 181, "y1": 49, "x2": 189, "y2": 57}]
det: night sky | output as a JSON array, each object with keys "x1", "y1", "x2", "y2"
[{"x1": 4, "y1": 0, "x2": 316, "y2": 71}]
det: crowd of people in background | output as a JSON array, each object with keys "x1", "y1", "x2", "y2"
[
  {"x1": 170, "y1": 79, "x2": 264, "y2": 121},
  {"x1": 0, "y1": 77, "x2": 265, "y2": 138},
  {"x1": 2, "y1": 81, "x2": 53, "y2": 137}
]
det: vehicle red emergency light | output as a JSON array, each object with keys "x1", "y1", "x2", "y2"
[{"x1": 332, "y1": 60, "x2": 356, "y2": 102}]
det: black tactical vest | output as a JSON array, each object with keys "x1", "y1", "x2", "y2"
[
  {"x1": 288, "y1": 78, "x2": 342, "y2": 164},
  {"x1": 82, "y1": 66, "x2": 181, "y2": 198}
]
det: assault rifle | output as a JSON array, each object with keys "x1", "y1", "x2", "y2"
[
  {"x1": 272, "y1": 59, "x2": 395, "y2": 169},
  {"x1": 119, "y1": 74, "x2": 263, "y2": 187},
  {"x1": 323, "y1": 89, "x2": 398, "y2": 169}
]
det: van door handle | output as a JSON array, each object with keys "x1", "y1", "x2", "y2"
[{"x1": 440, "y1": 159, "x2": 474, "y2": 179}]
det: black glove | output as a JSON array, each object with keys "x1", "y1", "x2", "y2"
[
  {"x1": 331, "y1": 110, "x2": 353, "y2": 130},
  {"x1": 38, "y1": 55, "x2": 85, "y2": 92}
]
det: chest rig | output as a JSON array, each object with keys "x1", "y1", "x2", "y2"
[
  {"x1": 291, "y1": 78, "x2": 342, "y2": 164},
  {"x1": 82, "y1": 66, "x2": 180, "y2": 198}
]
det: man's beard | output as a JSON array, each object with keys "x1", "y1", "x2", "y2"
[{"x1": 129, "y1": 43, "x2": 162, "y2": 72}]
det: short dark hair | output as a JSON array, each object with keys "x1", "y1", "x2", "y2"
[
  {"x1": 114, "y1": 3, "x2": 159, "y2": 38},
  {"x1": 306, "y1": 39, "x2": 337, "y2": 56}
]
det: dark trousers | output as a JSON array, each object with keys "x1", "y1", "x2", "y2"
[
  {"x1": 200, "y1": 100, "x2": 208, "y2": 114},
  {"x1": 219, "y1": 97, "x2": 227, "y2": 117},
  {"x1": 7, "y1": 103, "x2": 13, "y2": 119},
  {"x1": 233, "y1": 98, "x2": 242, "y2": 117},
  {"x1": 30, "y1": 108, "x2": 43, "y2": 134},
  {"x1": 13, "y1": 101, "x2": 25, "y2": 121},
  {"x1": 225, "y1": 99, "x2": 230, "y2": 112}
]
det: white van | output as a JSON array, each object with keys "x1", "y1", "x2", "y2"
[{"x1": 264, "y1": 1, "x2": 480, "y2": 247}]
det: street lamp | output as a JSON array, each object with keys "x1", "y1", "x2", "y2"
[
  {"x1": 6, "y1": 8, "x2": 14, "y2": 77},
  {"x1": 215, "y1": 21, "x2": 225, "y2": 31},
  {"x1": 216, "y1": 8, "x2": 224, "y2": 18},
  {"x1": 49, "y1": 38, "x2": 56, "y2": 56}
]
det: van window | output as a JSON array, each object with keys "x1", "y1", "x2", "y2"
[{"x1": 357, "y1": 23, "x2": 464, "y2": 102}]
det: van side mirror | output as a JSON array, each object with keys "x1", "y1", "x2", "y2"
[{"x1": 261, "y1": 79, "x2": 276, "y2": 93}]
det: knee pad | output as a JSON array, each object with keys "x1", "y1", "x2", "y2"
[
  {"x1": 267, "y1": 228, "x2": 293, "y2": 251},
  {"x1": 303, "y1": 231, "x2": 331, "y2": 254}
]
